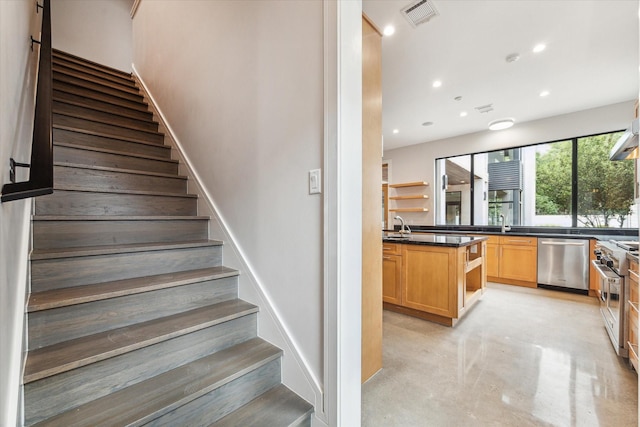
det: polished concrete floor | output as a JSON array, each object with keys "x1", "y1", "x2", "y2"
[{"x1": 362, "y1": 283, "x2": 638, "y2": 426}]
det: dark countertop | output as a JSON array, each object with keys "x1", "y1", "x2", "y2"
[
  {"x1": 386, "y1": 226, "x2": 638, "y2": 242},
  {"x1": 382, "y1": 232, "x2": 488, "y2": 248}
]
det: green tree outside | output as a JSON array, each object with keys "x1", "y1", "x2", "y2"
[{"x1": 535, "y1": 132, "x2": 633, "y2": 227}]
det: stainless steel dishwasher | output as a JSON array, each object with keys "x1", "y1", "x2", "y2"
[{"x1": 537, "y1": 238, "x2": 590, "y2": 291}]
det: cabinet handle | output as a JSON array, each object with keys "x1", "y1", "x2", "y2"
[
  {"x1": 383, "y1": 256, "x2": 392, "y2": 260},
  {"x1": 504, "y1": 239, "x2": 531, "y2": 244}
]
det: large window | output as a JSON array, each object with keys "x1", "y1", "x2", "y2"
[{"x1": 435, "y1": 131, "x2": 635, "y2": 228}]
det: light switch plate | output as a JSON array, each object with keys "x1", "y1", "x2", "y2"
[{"x1": 309, "y1": 169, "x2": 321, "y2": 194}]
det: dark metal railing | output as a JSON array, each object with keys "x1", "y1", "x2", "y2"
[{"x1": 1, "y1": 0, "x2": 53, "y2": 202}]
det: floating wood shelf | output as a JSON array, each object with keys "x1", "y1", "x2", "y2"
[
  {"x1": 389, "y1": 181, "x2": 428, "y2": 188},
  {"x1": 390, "y1": 195, "x2": 429, "y2": 200},
  {"x1": 389, "y1": 208, "x2": 429, "y2": 212}
]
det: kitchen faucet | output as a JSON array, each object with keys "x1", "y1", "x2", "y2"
[
  {"x1": 394, "y1": 215, "x2": 411, "y2": 235},
  {"x1": 499, "y1": 214, "x2": 511, "y2": 233}
]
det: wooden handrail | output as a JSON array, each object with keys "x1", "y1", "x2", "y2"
[{"x1": 1, "y1": 0, "x2": 53, "y2": 202}]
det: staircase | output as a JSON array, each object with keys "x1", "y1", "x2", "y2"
[{"x1": 22, "y1": 49, "x2": 313, "y2": 426}]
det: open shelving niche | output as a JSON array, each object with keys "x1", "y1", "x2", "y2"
[{"x1": 389, "y1": 181, "x2": 430, "y2": 213}]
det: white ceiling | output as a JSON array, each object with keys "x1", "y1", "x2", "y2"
[{"x1": 362, "y1": 0, "x2": 639, "y2": 151}]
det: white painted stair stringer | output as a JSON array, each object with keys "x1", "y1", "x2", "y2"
[{"x1": 131, "y1": 65, "x2": 325, "y2": 425}]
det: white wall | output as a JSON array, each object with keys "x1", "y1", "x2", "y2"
[
  {"x1": 384, "y1": 100, "x2": 635, "y2": 226},
  {"x1": 51, "y1": 0, "x2": 133, "y2": 72},
  {"x1": 0, "y1": 1, "x2": 41, "y2": 425},
  {"x1": 132, "y1": 0, "x2": 325, "y2": 413}
]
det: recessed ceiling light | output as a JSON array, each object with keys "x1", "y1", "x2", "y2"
[
  {"x1": 383, "y1": 25, "x2": 395, "y2": 36},
  {"x1": 539, "y1": 90, "x2": 550, "y2": 97},
  {"x1": 488, "y1": 118, "x2": 515, "y2": 131},
  {"x1": 422, "y1": 121, "x2": 434, "y2": 127},
  {"x1": 460, "y1": 111, "x2": 468, "y2": 117},
  {"x1": 432, "y1": 80, "x2": 442, "y2": 88},
  {"x1": 533, "y1": 43, "x2": 546, "y2": 53},
  {"x1": 393, "y1": 129, "x2": 399, "y2": 134}
]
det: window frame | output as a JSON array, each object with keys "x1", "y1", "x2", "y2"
[{"x1": 435, "y1": 129, "x2": 630, "y2": 229}]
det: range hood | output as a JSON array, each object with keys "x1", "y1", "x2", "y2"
[{"x1": 609, "y1": 118, "x2": 639, "y2": 161}]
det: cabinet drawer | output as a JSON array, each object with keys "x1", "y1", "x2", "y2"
[
  {"x1": 479, "y1": 235, "x2": 500, "y2": 245},
  {"x1": 499, "y1": 236, "x2": 537, "y2": 246},
  {"x1": 382, "y1": 242, "x2": 401, "y2": 255}
]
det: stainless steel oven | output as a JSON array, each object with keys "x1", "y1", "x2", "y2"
[{"x1": 592, "y1": 241, "x2": 631, "y2": 358}]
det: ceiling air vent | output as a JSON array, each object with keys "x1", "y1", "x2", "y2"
[
  {"x1": 475, "y1": 104, "x2": 494, "y2": 114},
  {"x1": 401, "y1": 0, "x2": 439, "y2": 28}
]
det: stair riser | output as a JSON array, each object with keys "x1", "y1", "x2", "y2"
[
  {"x1": 54, "y1": 100, "x2": 158, "y2": 133},
  {"x1": 54, "y1": 129, "x2": 172, "y2": 162},
  {"x1": 34, "y1": 190, "x2": 197, "y2": 216},
  {"x1": 54, "y1": 145, "x2": 176, "y2": 175},
  {"x1": 29, "y1": 277, "x2": 238, "y2": 349},
  {"x1": 31, "y1": 245, "x2": 222, "y2": 292},
  {"x1": 54, "y1": 80, "x2": 148, "y2": 111},
  {"x1": 53, "y1": 51, "x2": 131, "y2": 80},
  {"x1": 53, "y1": 72, "x2": 143, "y2": 103},
  {"x1": 53, "y1": 63, "x2": 138, "y2": 91},
  {"x1": 33, "y1": 218, "x2": 208, "y2": 249},
  {"x1": 24, "y1": 315, "x2": 257, "y2": 426},
  {"x1": 54, "y1": 114, "x2": 164, "y2": 144},
  {"x1": 54, "y1": 89, "x2": 153, "y2": 121},
  {"x1": 146, "y1": 359, "x2": 281, "y2": 426},
  {"x1": 54, "y1": 166, "x2": 187, "y2": 195}
]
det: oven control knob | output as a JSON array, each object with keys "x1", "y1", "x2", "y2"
[{"x1": 606, "y1": 259, "x2": 614, "y2": 268}]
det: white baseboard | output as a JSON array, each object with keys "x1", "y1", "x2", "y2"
[{"x1": 131, "y1": 65, "x2": 325, "y2": 421}]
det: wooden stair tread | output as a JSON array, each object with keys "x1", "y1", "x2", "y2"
[
  {"x1": 54, "y1": 111, "x2": 164, "y2": 138},
  {"x1": 54, "y1": 162, "x2": 187, "y2": 180},
  {"x1": 32, "y1": 215, "x2": 210, "y2": 221},
  {"x1": 53, "y1": 86, "x2": 151, "y2": 113},
  {"x1": 51, "y1": 185, "x2": 198, "y2": 198},
  {"x1": 53, "y1": 98, "x2": 156, "y2": 127},
  {"x1": 54, "y1": 141, "x2": 173, "y2": 162},
  {"x1": 31, "y1": 239, "x2": 222, "y2": 260},
  {"x1": 31, "y1": 338, "x2": 279, "y2": 426},
  {"x1": 53, "y1": 124, "x2": 166, "y2": 147},
  {"x1": 53, "y1": 69, "x2": 140, "y2": 96},
  {"x1": 28, "y1": 266, "x2": 238, "y2": 312},
  {"x1": 53, "y1": 74, "x2": 143, "y2": 104},
  {"x1": 52, "y1": 63, "x2": 138, "y2": 89},
  {"x1": 210, "y1": 384, "x2": 313, "y2": 427},
  {"x1": 24, "y1": 301, "x2": 259, "y2": 384},
  {"x1": 53, "y1": 49, "x2": 132, "y2": 78}
]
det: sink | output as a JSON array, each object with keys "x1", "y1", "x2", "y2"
[{"x1": 384, "y1": 233, "x2": 411, "y2": 240}]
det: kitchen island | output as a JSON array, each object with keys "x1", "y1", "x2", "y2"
[{"x1": 382, "y1": 233, "x2": 488, "y2": 326}]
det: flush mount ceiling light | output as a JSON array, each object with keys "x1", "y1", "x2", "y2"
[
  {"x1": 539, "y1": 90, "x2": 550, "y2": 97},
  {"x1": 460, "y1": 111, "x2": 468, "y2": 117},
  {"x1": 383, "y1": 25, "x2": 395, "y2": 36},
  {"x1": 533, "y1": 43, "x2": 546, "y2": 53},
  {"x1": 488, "y1": 118, "x2": 515, "y2": 131},
  {"x1": 432, "y1": 80, "x2": 442, "y2": 88},
  {"x1": 393, "y1": 129, "x2": 399, "y2": 134}
]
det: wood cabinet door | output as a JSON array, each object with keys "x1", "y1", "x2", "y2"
[
  {"x1": 486, "y1": 243, "x2": 499, "y2": 277},
  {"x1": 499, "y1": 244, "x2": 537, "y2": 282},
  {"x1": 382, "y1": 254, "x2": 402, "y2": 305},
  {"x1": 402, "y1": 245, "x2": 456, "y2": 317}
]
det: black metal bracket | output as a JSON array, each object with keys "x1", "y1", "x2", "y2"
[
  {"x1": 9, "y1": 158, "x2": 31, "y2": 184},
  {"x1": 30, "y1": 35, "x2": 41, "y2": 51},
  {"x1": 36, "y1": 1, "x2": 43, "y2": 13}
]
